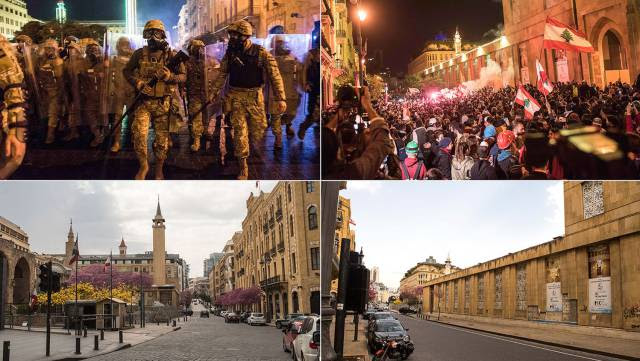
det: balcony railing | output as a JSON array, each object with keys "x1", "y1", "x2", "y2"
[
  {"x1": 263, "y1": 223, "x2": 269, "y2": 234},
  {"x1": 270, "y1": 247, "x2": 276, "y2": 257},
  {"x1": 214, "y1": 8, "x2": 255, "y2": 32},
  {"x1": 269, "y1": 218, "x2": 275, "y2": 229},
  {"x1": 259, "y1": 275, "x2": 285, "y2": 288},
  {"x1": 277, "y1": 242, "x2": 285, "y2": 252},
  {"x1": 275, "y1": 209, "x2": 283, "y2": 221}
]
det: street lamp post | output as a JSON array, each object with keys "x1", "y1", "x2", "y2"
[{"x1": 356, "y1": 8, "x2": 367, "y2": 88}]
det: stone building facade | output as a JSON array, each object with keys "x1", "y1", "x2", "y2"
[
  {"x1": 209, "y1": 236, "x2": 237, "y2": 303},
  {"x1": 400, "y1": 256, "x2": 458, "y2": 296},
  {"x1": 422, "y1": 181, "x2": 640, "y2": 331},
  {"x1": 423, "y1": 0, "x2": 640, "y2": 89},
  {"x1": 211, "y1": 182, "x2": 320, "y2": 320},
  {"x1": 0, "y1": 216, "x2": 37, "y2": 328}
]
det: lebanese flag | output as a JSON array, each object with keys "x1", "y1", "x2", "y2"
[
  {"x1": 515, "y1": 86, "x2": 541, "y2": 119},
  {"x1": 349, "y1": 219, "x2": 356, "y2": 226},
  {"x1": 535, "y1": 59, "x2": 553, "y2": 96},
  {"x1": 543, "y1": 17, "x2": 594, "y2": 53},
  {"x1": 104, "y1": 253, "x2": 111, "y2": 272}
]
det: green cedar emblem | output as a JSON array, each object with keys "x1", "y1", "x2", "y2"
[
  {"x1": 561, "y1": 29, "x2": 573, "y2": 43},
  {"x1": 524, "y1": 98, "x2": 530, "y2": 108}
]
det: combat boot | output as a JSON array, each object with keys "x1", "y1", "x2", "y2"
[
  {"x1": 135, "y1": 160, "x2": 149, "y2": 180},
  {"x1": 286, "y1": 124, "x2": 295, "y2": 137},
  {"x1": 154, "y1": 161, "x2": 165, "y2": 180},
  {"x1": 110, "y1": 140, "x2": 121, "y2": 153},
  {"x1": 90, "y1": 131, "x2": 104, "y2": 147},
  {"x1": 45, "y1": 126, "x2": 56, "y2": 144},
  {"x1": 237, "y1": 157, "x2": 248, "y2": 180},
  {"x1": 62, "y1": 126, "x2": 79, "y2": 142},
  {"x1": 190, "y1": 137, "x2": 201, "y2": 152},
  {"x1": 274, "y1": 133, "x2": 283, "y2": 150}
]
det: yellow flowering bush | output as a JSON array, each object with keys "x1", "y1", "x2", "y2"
[{"x1": 37, "y1": 283, "x2": 137, "y2": 305}]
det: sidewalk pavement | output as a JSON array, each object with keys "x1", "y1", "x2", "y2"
[
  {"x1": 415, "y1": 312, "x2": 640, "y2": 360},
  {"x1": 0, "y1": 322, "x2": 184, "y2": 361},
  {"x1": 328, "y1": 316, "x2": 370, "y2": 361}
]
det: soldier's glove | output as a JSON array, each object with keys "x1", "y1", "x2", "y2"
[
  {"x1": 3, "y1": 133, "x2": 25, "y2": 160},
  {"x1": 155, "y1": 67, "x2": 171, "y2": 81},
  {"x1": 136, "y1": 81, "x2": 154, "y2": 96},
  {"x1": 276, "y1": 101, "x2": 287, "y2": 114}
]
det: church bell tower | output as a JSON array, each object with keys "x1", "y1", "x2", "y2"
[{"x1": 152, "y1": 197, "x2": 166, "y2": 285}]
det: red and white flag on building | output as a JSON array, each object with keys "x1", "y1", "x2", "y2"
[
  {"x1": 104, "y1": 253, "x2": 112, "y2": 272},
  {"x1": 515, "y1": 86, "x2": 541, "y2": 119},
  {"x1": 349, "y1": 219, "x2": 356, "y2": 226},
  {"x1": 535, "y1": 59, "x2": 554, "y2": 96},
  {"x1": 543, "y1": 17, "x2": 594, "y2": 53}
]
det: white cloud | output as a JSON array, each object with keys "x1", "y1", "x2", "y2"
[
  {"x1": 545, "y1": 182, "x2": 564, "y2": 229},
  {"x1": 345, "y1": 181, "x2": 383, "y2": 194}
]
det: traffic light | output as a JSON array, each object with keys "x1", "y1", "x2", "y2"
[
  {"x1": 345, "y1": 251, "x2": 369, "y2": 314},
  {"x1": 51, "y1": 272, "x2": 61, "y2": 293},
  {"x1": 38, "y1": 264, "x2": 49, "y2": 293}
]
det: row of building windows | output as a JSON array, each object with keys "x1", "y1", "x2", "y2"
[
  {"x1": 0, "y1": 16, "x2": 25, "y2": 27},
  {"x1": 0, "y1": 224, "x2": 27, "y2": 242},
  {"x1": 1, "y1": 5, "x2": 27, "y2": 18}
]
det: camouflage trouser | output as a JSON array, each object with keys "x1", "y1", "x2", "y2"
[
  {"x1": 84, "y1": 103, "x2": 104, "y2": 129},
  {"x1": 226, "y1": 87, "x2": 267, "y2": 158},
  {"x1": 270, "y1": 113, "x2": 294, "y2": 136},
  {"x1": 188, "y1": 97, "x2": 205, "y2": 139},
  {"x1": 132, "y1": 97, "x2": 170, "y2": 162},
  {"x1": 44, "y1": 88, "x2": 61, "y2": 128}
]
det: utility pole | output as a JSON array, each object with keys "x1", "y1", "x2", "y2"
[
  {"x1": 320, "y1": 182, "x2": 341, "y2": 361},
  {"x1": 334, "y1": 238, "x2": 351, "y2": 359},
  {"x1": 46, "y1": 261, "x2": 52, "y2": 356}
]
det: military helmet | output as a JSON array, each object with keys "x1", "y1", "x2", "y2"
[
  {"x1": 15, "y1": 35, "x2": 33, "y2": 46},
  {"x1": 116, "y1": 36, "x2": 134, "y2": 55},
  {"x1": 43, "y1": 38, "x2": 58, "y2": 49},
  {"x1": 143, "y1": 19, "x2": 166, "y2": 39},
  {"x1": 228, "y1": 20, "x2": 253, "y2": 36},
  {"x1": 64, "y1": 35, "x2": 79, "y2": 44},
  {"x1": 83, "y1": 38, "x2": 100, "y2": 48},
  {"x1": 187, "y1": 39, "x2": 205, "y2": 54}
]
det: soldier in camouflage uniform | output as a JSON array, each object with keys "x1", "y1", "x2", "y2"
[
  {"x1": 268, "y1": 35, "x2": 302, "y2": 149},
  {"x1": 0, "y1": 34, "x2": 27, "y2": 179},
  {"x1": 209, "y1": 20, "x2": 286, "y2": 179},
  {"x1": 14, "y1": 35, "x2": 41, "y2": 139},
  {"x1": 185, "y1": 39, "x2": 219, "y2": 152},
  {"x1": 62, "y1": 38, "x2": 83, "y2": 142},
  {"x1": 123, "y1": 19, "x2": 186, "y2": 180},
  {"x1": 78, "y1": 39, "x2": 107, "y2": 147},
  {"x1": 38, "y1": 39, "x2": 64, "y2": 144},
  {"x1": 107, "y1": 36, "x2": 136, "y2": 153}
]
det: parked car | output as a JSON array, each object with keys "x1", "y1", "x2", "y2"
[
  {"x1": 219, "y1": 310, "x2": 228, "y2": 318},
  {"x1": 366, "y1": 312, "x2": 398, "y2": 336},
  {"x1": 366, "y1": 319, "x2": 414, "y2": 358},
  {"x1": 224, "y1": 312, "x2": 240, "y2": 323},
  {"x1": 275, "y1": 313, "x2": 304, "y2": 329},
  {"x1": 282, "y1": 317, "x2": 306, "y2": 353},
  {"x1": 239, "y1": 312, "x2": 251, "y2": 323},
  {"x1": 398, "y1": 306, "x2": 417, "y2": 315},
  {"x1": 291, "y1": 316, "x2": 319, "y2": 361},
  {"x1": 247, "y1": 312, "x2": 266, "y2": 326},
  {"x1": 200, "y1": 310, "x2": 209, "y2": 318}
]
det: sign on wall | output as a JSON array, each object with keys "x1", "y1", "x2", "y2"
[
  {"x1": 556, "y1": 58, "x2": 570, "y2": 83},
  {"x1": 546, "y1": 257, "x2": 562, "y2": 312},
  {"x1": 588, "y1": 244, "x2": 612, "y2": 314}
]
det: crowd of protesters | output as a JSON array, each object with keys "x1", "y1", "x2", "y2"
[{"x1": 322, "y1": 80, "x2": 640, "y2": 180}]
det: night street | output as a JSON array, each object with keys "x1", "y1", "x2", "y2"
[
  {"x1": 13, "y1": 111, "x2": 319, "y2": 180},
  {"x1": 387, "y1": 314, "x2": 626, "y2": 361},
  {"x1": 89, "y1": 308, "x2": 288, "y2": 361}
]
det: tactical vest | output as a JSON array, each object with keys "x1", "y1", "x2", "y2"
[
  {"x1": 229, "y1": 44, "x2": 263, "y2": 89},
  {"x1": 37, "y1": 59, "x2": 62, "y2": 90},
  {"x1": 139, "y1": 47, "x2": 175, "y2": 97},
  {"x1": 185, "y1": 58, "x2": 205, "y2": 97},
  {"x1": 79, "y1": 60, "x2": 104, "y2": 99}
]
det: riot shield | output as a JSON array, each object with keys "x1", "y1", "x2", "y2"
[
  {"x1": 265, "y1": 34, "x2": 311, "y2": 63},
  {"x1": 203, "y1": 43, "x2": 224, "y2": 101},
  {"x1": 106, "y1": 33, "x2": 139, "y2": 116},
  {"x1": 99, "y1": 33, "x2": 111, "y2": 123},
  {"x1": 66, "y1": 45, "x2": 84, "y2": 127},
  {"x1": 21, "y1": 44, "x2": 45, "y2": 120}
]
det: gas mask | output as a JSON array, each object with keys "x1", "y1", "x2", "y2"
[
  {"x1": 228, "y1": 32, "x2": 248, "y2": 52},
  {"x1": 145, "y1": 29, "x2": 168, "y2": 51},
  {"x1": 274, "y1": 41, "x2": 290, "y2": 56},
  {"x1": 45, "y1": 48, "x2": 56, "y2": 60},
  {"x1": 86, "y1": 46, "x2": 101, "y2": 64},
  {"x1": 117, "y1": 39, "x2": 133, "y2": 57}
]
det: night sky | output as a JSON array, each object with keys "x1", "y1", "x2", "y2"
[
  {"x1": 25, "y1": 0, "x2": 184, "y2": 42},
  {"x1": 360, "y1": 0, "x2": 504, "y2": 75}
]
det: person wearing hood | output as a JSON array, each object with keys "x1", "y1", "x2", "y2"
[
  {"x1": 470, "y1": 141, "x2": 497, "y2": 180},
  {"x1": 496, "y1": 130, "x2": 522, "y2": 179},
  {"x1": 435, "y1": 136, "x2": 453, "y2": 179},
  {"x1": 451, "y1": 140, "x2": 474, "y2": 180},
  {"x1": 399, "y1": 141, "x2": 426, "y2": 180}
]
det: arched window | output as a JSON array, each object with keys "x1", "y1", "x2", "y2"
[
  {"x1": 603, "y1": 30, "x2": 626, "y2": 70},
  {"x1": 308, "y1": 206, "x2": 318, "y2": 230}
]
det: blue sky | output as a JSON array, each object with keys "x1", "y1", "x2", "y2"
[
  {"x1": 0, "y1": 181, "x2": 276, "y2": 278},
  {"x1": 341, "y1": 181, "x2": 565, "y2": 289}
]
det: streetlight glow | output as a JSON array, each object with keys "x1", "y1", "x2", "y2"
[{"x1": 357, "y1": 9, "x2": 368, "y2": 22}]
